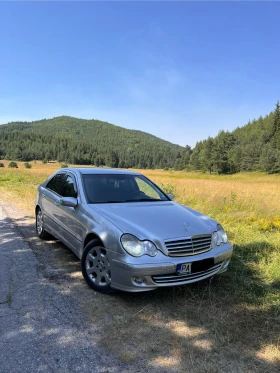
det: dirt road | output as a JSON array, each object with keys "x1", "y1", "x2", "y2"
[{"x1": 0, "y1": 200, "x2": 166, "y2": 373}]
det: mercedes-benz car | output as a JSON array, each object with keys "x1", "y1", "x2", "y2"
[{"x1": 35, "y1": 168, "x2": 233, "y2": 293}]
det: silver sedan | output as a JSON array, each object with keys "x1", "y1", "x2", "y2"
[{"x1": 35, "y1": 168, "x2": 233, "y2": 293}]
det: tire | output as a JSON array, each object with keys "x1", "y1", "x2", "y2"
[
  {"x1": 36, "y1": 208, "x2": 51, "y2": 240},
  {"x1": 81, "y1": 239, "x2": 114, "y2": 294}
]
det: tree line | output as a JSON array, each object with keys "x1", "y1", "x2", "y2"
[
  {"x1": 0, "y1": 102, "x2": 279, "y2": 173},
  {"x1": 188, "y1": 102, "x2": 280, "y2": 174}
]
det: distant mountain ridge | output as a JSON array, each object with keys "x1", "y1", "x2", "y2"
[
  {"x1": 0, "y1": 116, "x2": 186, "y2": 169},
  {"x1": 1, "y1": 103, "x2": 279, "y2": 173}
]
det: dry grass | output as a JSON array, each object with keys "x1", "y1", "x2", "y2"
[
  {"x1": 0, "y1": 160, "x2": 60, "y2": 214},
  {"x1": 1, "y1": 162, "x2": 280, "y2": 372}
]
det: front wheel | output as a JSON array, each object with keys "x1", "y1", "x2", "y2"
[
  {"x1": 81, "y1": 239, "x2": 114, "y2": 294},
  {"x1": 36, "y1": 208, "x2": 50, "y2": 239}
]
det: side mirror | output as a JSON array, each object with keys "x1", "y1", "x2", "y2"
[
  {"x1": 60, "y1": 197, "x2": 78, "y2": 208},
  {"x1": 167, "y1": 194, "x2": 174, "y2": 200}
]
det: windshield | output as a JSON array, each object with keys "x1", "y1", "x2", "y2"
[{"x1": 82, "y1": 174, "x2": 169, "y2": 204}]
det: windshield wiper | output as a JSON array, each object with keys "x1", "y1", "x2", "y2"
[
  {"x1": 121, "y1": 198, "x2": 162, "y2": 202},
  {"x1": 92, "y1": 200, "x2": 124, "y2": 204},
  {"x1": 92, "y1": 198, "x2": 164, "y2": 204},
  {"x1": 139, "y1": 198, "x2": 162, "y2": 201}
]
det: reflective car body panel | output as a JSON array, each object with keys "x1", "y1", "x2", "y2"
[{"x1": 35, "y1": 167, "x2": 233, "y2": 292}]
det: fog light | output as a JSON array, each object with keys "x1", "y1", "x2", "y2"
[{"x1": 132, "y1": 276, "x2": 146, "y2": 286}]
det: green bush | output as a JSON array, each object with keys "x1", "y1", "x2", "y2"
[
  {"x1": 8, "y1": 161, "x2": 18, "y2": 168},
  {"x1": 60, "y1": 163, "x2": 68, "y2": 168},
  {"x1": 24, "y1": 162, "x2": 32, "y2": 169},
  {"x1": 0, "y1": 162, "x2": 4, "y2": 167}
]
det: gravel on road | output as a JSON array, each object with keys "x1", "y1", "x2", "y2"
[{"x1": 0, "y1": 200, "x2": 165, "y2": 373}]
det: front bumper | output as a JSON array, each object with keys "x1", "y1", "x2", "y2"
[{"x1": 110, "y1": 243, "x2": 233, "y2": 292}]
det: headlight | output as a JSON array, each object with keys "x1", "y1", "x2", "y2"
[
  {"x1": 213, "y1": 224, "x2": 228, "y2": 246},
  {"x1": 121, "y1": 234, "x2": 158, "y2": 257}
]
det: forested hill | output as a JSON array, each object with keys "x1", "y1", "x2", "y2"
[
  {"x1": 189, "y1": 102, "x2": 280, "y2": 174},
  {"x1": 0, "y1": 116, "x2": 189, "y2": 169},
  {"x1": 1, "y1": 103, "x2": 279, "y2": 172}
]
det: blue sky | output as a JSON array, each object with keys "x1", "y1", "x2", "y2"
[{"x1": 0, "y1": 1, "x2": 279, "y2": 148}]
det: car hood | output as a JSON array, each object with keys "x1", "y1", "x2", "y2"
[{"x1": 90, "y1": 201, "x2": 217, "y2": 241}]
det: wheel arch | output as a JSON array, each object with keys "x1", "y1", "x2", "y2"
[{"x1": 83, "y1": 233, "x2": 104, "y2": 249}]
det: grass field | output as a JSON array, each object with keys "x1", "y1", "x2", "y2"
[{"x1": 0, "y1": 160, "x2": 279, "y2": 371}]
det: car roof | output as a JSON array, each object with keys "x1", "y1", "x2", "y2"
[{"x1": 63, "y1": 167, "x2": 142, "y2": 176}]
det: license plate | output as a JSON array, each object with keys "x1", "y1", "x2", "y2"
[{"x1": 177, "y1": 262, "x2": 192, "y2": 275}]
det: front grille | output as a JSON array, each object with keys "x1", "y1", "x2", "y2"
[
  {"x1": 164, "y1": 234, "x2": 212, "y2": 257},
  {"x1": 152, "y1": 262, "x2": 222, "y2": 284}
]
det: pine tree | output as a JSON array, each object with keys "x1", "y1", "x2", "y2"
[{"x1": 272, "y1": 101, "x2": 280, "y2": 149}]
